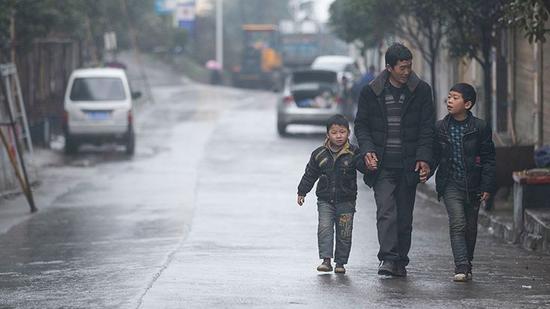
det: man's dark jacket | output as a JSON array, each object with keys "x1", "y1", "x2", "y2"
[
  {"x1": 432, "y1": 112, "x2": 496, "y2": 198},
  {"x1": 354, "y1": 70, "x2": 435, "y2": 187},
  {"x1": 298, "y1": 141, "x2": 366, "y2": 204}
]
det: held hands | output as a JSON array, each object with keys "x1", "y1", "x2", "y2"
[
  {"x1": 297, "y1": 195, "x2": 305, "y2": 206},
  {"x1": 364, "y1": 152, "x2": 379, "y2": 171},
  {"x1": 415, "y1": 161, "x2": 430, "y2": 183},
  {"x1": 480, "y1": 192, "x2": 491, "y2": 202}
]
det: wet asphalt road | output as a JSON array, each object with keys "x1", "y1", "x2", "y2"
[{"x1": 1, "y1": 57, "x2": 550, "y2": 308}]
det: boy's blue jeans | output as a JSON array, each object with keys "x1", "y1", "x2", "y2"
[
  {"x1": 317, "y1": 200, "x2": 355, "y2": 265},
  {"x1": 443, "y1": 182, "x2": 481, "y2": 267}
]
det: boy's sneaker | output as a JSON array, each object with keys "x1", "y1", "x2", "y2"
[
  {"x1": 334, "y1": 264, "x2": 346, "y2": 274},
  {"x1": 317, "y1": 260, "x2": 333, "y2": 272},
  {"x1": 466, "y1": 264, "x2": 473, "y2": 281},
  {"x1": 453, "y1": 264, "x2": 469, "y2": 282}
]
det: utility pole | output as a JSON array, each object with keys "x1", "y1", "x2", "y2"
[{"x1": 216, "y1": 0, "x2": 223, "y2": 69}]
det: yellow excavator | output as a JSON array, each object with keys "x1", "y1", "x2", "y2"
[{"x1": 232, "y1": 24, "x2": 283, "y2": 90}]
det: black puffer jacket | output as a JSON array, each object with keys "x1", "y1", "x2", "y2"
[
  {"x1": 432, "y1": 112, "x2": 496, "y2": 198},
  {"x1": 298, "y1": 141, "x2": 365, "y2": 204},
  {"x1": 354, "y1": 70, "x2": 435, "y2": 187}
]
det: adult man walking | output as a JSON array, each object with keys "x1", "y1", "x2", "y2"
[{"x1": 354, "y1": 43, "x2": 434, "y2": 277}]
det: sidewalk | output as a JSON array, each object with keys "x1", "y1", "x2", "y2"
[{"x1": 0, "y1": 146, "x2": 73, "y2": 234}]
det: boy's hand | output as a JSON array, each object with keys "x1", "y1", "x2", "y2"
[
  {"x1": 297, "y1": 195, "x2": 305, "y2": 206},
  {"x1": 364, "y1": 152, "x2": 378, "y2": 171},
  {"x1": 416, "y1": 161, "x2": 430, "y2": 183},
  {"x1": 480, "y1": 192, "x2": 491, "y2": 202}
]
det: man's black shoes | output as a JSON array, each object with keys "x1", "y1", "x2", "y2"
[
  {"x1": 378, "y1": 260, "x2": 407, "y2": 277},
  {"x1": 378, "y1": 260, "x2": 397, "y2": 276},
  {"x1": 395, "y1": 262, "x2": 407, "y2": 277}
]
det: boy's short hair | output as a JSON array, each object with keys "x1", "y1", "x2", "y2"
[
  {"x1": 385, "y1": 43, "x2": 413, "y2": 67},
  {"x1": 326, "y1": 114, "x2": 349, "y2": 132},
  {"x1": 450, "y1": 83, "x2": 477, "y2": 108}
]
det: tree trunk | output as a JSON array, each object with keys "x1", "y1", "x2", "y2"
[
  {"x1": 429, "y1": 55, "x2": 437, "y2": 106},
  {"x1": 483, "y1": 62, "x2": 492, "y2": 125},
  {"x1": 10, "y1": 13, "x2": 16, "y2": 64},
  {"x1": 360, "y1": 41, "x2": 368, "y2": 70},
  {"x1": 481, "y1": 36, "x2": 493, "y2": 126},
  {"x1": 84, "y1": 15, "x2": 99, "y2": 64}
]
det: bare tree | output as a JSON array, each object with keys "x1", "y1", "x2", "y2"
[{"x1": 392, "y1": 0, "x2": 446, "y2": 103}]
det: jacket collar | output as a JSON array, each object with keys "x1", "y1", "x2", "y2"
[
  {"x1": 323, "y1": 139, "x2": 353, "y2": 159},
  {"x1": 369, "y1": 69, "x2": 421, "y2": 96},
  {"x1": 442, "y1": 111, "x2": 476, "y2": 134}
]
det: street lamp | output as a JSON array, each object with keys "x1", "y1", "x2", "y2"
[{"x1": 216, "y1": 0, "x2": 223, "y2": 69}]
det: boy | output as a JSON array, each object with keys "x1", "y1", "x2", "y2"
[
  {"x1": 297, "y1": 114, "x2": 365, "y2": 274},
  {"x1": 432, "y1": 83, "x2": 496, "y2": 282}
]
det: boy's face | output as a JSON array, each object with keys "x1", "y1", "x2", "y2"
[
  {"x1": 447, "y1": 91, "x2": 472, "y2": 116},
  {"x1": 387, "y1": 60, "x2": 412, "y2": 85},
  {"x1": 327, "y1": 124, "x2": 349, "y2": 147}
]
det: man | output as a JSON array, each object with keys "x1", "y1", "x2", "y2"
[
  {"x1": 354, "y1": 43, "x2": 434, "y2": 277},
  {"x1": 352, "y1": 65, "x2": 376, "y2": 99}
]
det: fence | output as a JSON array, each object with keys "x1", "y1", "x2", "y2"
[
  {"x1": 0, "y1": 39, "x2": 81, "y2": 194},
  {"x1": 16, "y1": 39, "x2": 81, "y2": 146}
]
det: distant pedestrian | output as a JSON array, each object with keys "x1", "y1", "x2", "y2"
[
  {"x1": 354, "y1": 43, "x2": 435, "y2": 277},
  {"x1": 205, "y1": 60, "x2": 223, "y2": 85},
  {"x1": 432, "y1": 83, "x2": 496, "y2": 282},
  {"x1": 351, "y1": 65, "x2": 376, "y2": 101},
  {"x1": 297, "y1": 115, "x2": 365, "y2": 274}
]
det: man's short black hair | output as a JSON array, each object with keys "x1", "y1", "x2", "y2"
[
  {"x1": 326, "y1": 114, "x2": 349, "y2": 132},
  {"x1": 385, "y1": 43, "x2": 413, "y2": 68},
  {"x1": 450, "y1": 83, "x2": 477, "y2": 109}
]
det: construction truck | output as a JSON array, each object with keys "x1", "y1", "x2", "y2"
[
  {"x1": 280, "y1": 32, "x2": 320, "y2": 70},
  {"x1": 232, "y1": 24, "x2": 283, "y2": 90}
]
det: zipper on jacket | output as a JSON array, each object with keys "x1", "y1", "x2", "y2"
[
  {"x1": 378, "y1": 96, "x2": 388, "y2": 169},
  {"x1": 328, "y1": 152, "x2": 338, "y2": 203},
  {"x1": 460, "y1": 129, "x2": 477, "y2": 201}
]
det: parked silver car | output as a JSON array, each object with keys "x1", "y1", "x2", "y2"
[{"x1": 276, "y1": 70, "x2": 350, "y2": 136}]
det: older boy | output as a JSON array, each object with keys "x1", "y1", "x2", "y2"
[
  {"x1": 297, "y1": 114, "x2": 364, "y2": 274},
  {"x1": 432, "y1": 83, "x2": 496, "y2": 282}
]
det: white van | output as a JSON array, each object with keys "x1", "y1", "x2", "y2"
[
  {"x1": 63, "y1": 68, "x2": 140, "y2": 155},
  {"x1": 311, "y1": 55, "x2": 361, "y2": 83}
]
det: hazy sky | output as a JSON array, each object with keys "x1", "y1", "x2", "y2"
[{"x1": 315, "y1": 0, "x2": 333, "y2": 22}]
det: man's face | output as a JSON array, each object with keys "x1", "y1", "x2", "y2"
[
  {"x1": 327, "y1": 124, "x2": 349, "y2": 147},
  {"x1": 447, "y1": 91, "x2": 472, "y2": 115},
  {"x1": 387, "y1": 60, "x2": 412, "y2": 85}
]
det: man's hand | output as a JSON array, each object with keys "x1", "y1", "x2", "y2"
[
  {"x1": 297, "y1": 195, "x2": 305, "y2": 206},
  {"x1": 480, "y1": 192, "x2": 491, "y2": 202},
  {"x1": 364, "y1": 152, "x2": 379, "y2": 171},
  {"x1": 415, "y1": 161, "x2": 430, "y2": 183}
]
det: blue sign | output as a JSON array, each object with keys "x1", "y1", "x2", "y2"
[
  {"x1": 178, "y1": 20, "x2": 194, "y2": 32},
  {"x1": 175, "y1": 2, "x2": 195, "y2": 32},
  {"x1": 155, "y1": 0, "x2": 174, "y2": 15}
]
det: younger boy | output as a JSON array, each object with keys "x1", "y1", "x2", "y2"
[
  {"x1": 297, "y1": 114, "x2": 364, "y2": 274},
  {"x1": 432, "y1": 83, "x2": 496, "y2": 282}
]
